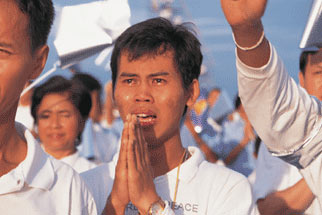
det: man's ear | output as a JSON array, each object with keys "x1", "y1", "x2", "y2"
[
  {"x1": 186, "y1": 79, "x2": 200, "y2": 108},
  {"x1": 30, "y1": 45, "x2": 49, "y2": 79},
  {"x1": 299, "y1": 71, "x2": 305, "y2": 88}
]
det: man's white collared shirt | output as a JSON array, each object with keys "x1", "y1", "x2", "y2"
[{"x1": 0, "y1": 123, "x2": 97, "y2": 215}]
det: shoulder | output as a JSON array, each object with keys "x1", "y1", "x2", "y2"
[
  {"x1": 46, "y1": 157, "x2": 98, "y2": 214},
  {"x1": 199, "y1": 161, "x2": 249, "y2": 186},
  {"x1": 198, "y1": 161, "x2": 255, "y2": 214}
]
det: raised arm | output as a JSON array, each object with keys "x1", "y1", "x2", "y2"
[
  {"x1": 220, "y1": 0, "x2": 270, "y2": 67},
  {"x1": 221, "y1": 0, "x2": 322, "y2": 169}
]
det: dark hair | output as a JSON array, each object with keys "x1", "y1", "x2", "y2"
[
  {"x1": 110, "y1": 17, "x2": 203, "y2": 90},
  {"x1": 31, "y1": 75, "x2": 92, "y2": 123},
  {"x1": 234, "y1": 95, "x2": 241, "y2": 110},
  {"x1": 299, "y1": 50, "x2": 318, "y2": 75},
  {"x1": 14, "y1": 0, "x2": 55, "y2": 52},
  {"x1": 71, "y1": 73, "x2": 102, "y2": 95}
]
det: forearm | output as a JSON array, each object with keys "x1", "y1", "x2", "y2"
[
  {"x1": 237, "y1": 44, "x2": 322, "y2": 167},
  {"x1": 257, "y1": 179, "x2": 314, "y2": 215}
]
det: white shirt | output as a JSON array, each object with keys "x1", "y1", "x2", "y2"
[
  {"x1": 236, "y1": 43, "x2": 322, "y2": 210},
  {"x1": 15, "y1": 105, "x2": 34, "y2": 131},
  {"x1": 253, "y1": 144, "x2": 320, "y2": 214},
  {"x1": 0, "y1": 123, "x2": 97, "y2": 215},
  {"x1": 81, "y1": 147, "x2": 256, "y2": 215},
  {"x1": 60, "y1": 151, "x2": 98, "y2": 173}
]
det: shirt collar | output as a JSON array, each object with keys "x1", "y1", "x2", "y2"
[
  {"x1": 155, "y1": 146, "x2": 204, "y2": 183},
  {"x1": 17, "y1": 122, "x2": 55, "y2": 191},
  {"x1": 60, "y1": 150, "x2": 79, "y2": 166}
]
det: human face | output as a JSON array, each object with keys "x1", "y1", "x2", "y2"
[
  {"x1": 36, "y1": 93, "x2": 82, "y2": 158},
  {"x1": 114, "y1": 51, "x2": 198, "y2": 146},
  {"x1": 299, "y1": 51, "x2": 322, "y2": 101},
  {"x1": 0, "y1": 0, "x2": 48, "y2": 120}
]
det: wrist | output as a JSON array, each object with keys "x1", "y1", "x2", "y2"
[
  {"x1": 108, "y1": 193, "x2": 127, "y2": 214},
  {"x1": 137, "y1": 196, "x2": 162, "y2": 215},
  {"x1": 147, "y1": 199, "x2": 166, "y2": 215},
  {"x1": 232, "y1": 20, "x2": 264, "y2": 48}
]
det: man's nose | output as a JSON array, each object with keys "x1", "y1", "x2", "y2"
[{"x1": 134, "y1": 83, "x2": 154, "y2": 103}]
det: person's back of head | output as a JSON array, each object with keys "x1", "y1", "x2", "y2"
[
  {"x1": 110, "y1": 17, "x2": 203, "y2": 91},
  {"x1": 71, "y1": 73, "x2": 102, "y2": 94},
  {"x1": 71, "y1": 73, "x2": 103, "y2": 122}
]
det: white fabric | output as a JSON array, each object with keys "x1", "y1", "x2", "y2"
[
  {"x1": 81, "y1": 162, "x2": 116, "y2": 215},
  {"x1": 253, "y1": 144, "x2": 320, "y2": 213},
  {"x1": 236, "y1": 42, "x2": 322, "y2": 210},
  {"x1": 81, "y1": 147, "x2": 256, "y2": 215},
  {"x1": 60, "y1": 150, "x2": 98, "y2": 173},
  {"x1": 92, "y1": 122, "x2": 119, "y2": 162},
  {"x1": 236, "y1": 43, "x2": 322, "y2": 168},
  {"x1": 15, "y1": 105, "x2": 34, "y2": 131},
  {"x1": 0, "y1": 123, "x2": 97, "y2": 215},
  {"x1": 79, "y1": 119, "x2": 119, "y2": 163}
]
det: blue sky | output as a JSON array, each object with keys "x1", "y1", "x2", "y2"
[
  {"x1": 45, "y1": 0, "x2": 313, "y2": 100},
  {"x1": 128, "y1": 0, "x2": 313, "y2": 98}
]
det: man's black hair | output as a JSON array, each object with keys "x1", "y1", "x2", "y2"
[
  {"x1": 31, "y1": 75, "x2": 92, "y2": 123},
  {"x1": 299, "y1": 50, "x2": 318, "y2": 75},
  {"x1": 110, "y1": 17, "x2": 203, "y2": 91},
  {"x1": 14, "y1": 0, "x2": 55, "y2": 52}
]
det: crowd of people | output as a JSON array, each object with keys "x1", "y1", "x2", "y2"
[{"x1": 2, "y1": 0, "x2": 322, "y2": 214}]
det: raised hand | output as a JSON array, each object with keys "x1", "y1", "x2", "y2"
[
  {"x1": 220, "y1": 0, "x2": 270, "y2": 67},
  {"x1": 220, "y1": 0, "x2": 267, "y2": 27},
  {"x1": 127, "y1": 115, "x2": 160, "y2": 214}
]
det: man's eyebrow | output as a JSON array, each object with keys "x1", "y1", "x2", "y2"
[
  {"x1": 58, "y1": 110, "x2": 71, "y2": 114},
  {"x1": 149, "y1": 72, "x2": 170, "y2": 77},
  {"x1": 119, "y1": 71, "x2": 170, "y2": 77},
  {"x1": 119, "y1": 72, "x2": 138, "y2": 77}
]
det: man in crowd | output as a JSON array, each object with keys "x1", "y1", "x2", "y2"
[
  {"x1": 252, "y1": 50, "x2": 322, "y2": 214},
  {"x1": 221, "y1": 0, "x2": 322, "y2": 209},
  {"x1": 83, "y1": 17, "x2": 255, "y2": 215},
  {"x1": 0, "y1": 0, "x2": 96, "y2": 213}
]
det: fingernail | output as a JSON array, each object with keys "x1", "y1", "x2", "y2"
[{"x1": 126, "y1": 114, "x2": 130, "y2": 121}]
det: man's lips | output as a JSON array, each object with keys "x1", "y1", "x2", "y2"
[{"x1": 132, "y1": 111, "x2": 157, "y2": 127}]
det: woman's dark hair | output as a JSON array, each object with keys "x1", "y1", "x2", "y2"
[
  {"x1": 110, "y1": 17, "x2": 203, "y2": 91},
  {"x1": 31, "y1": 75, "x2": 92, "y2": 126}
]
